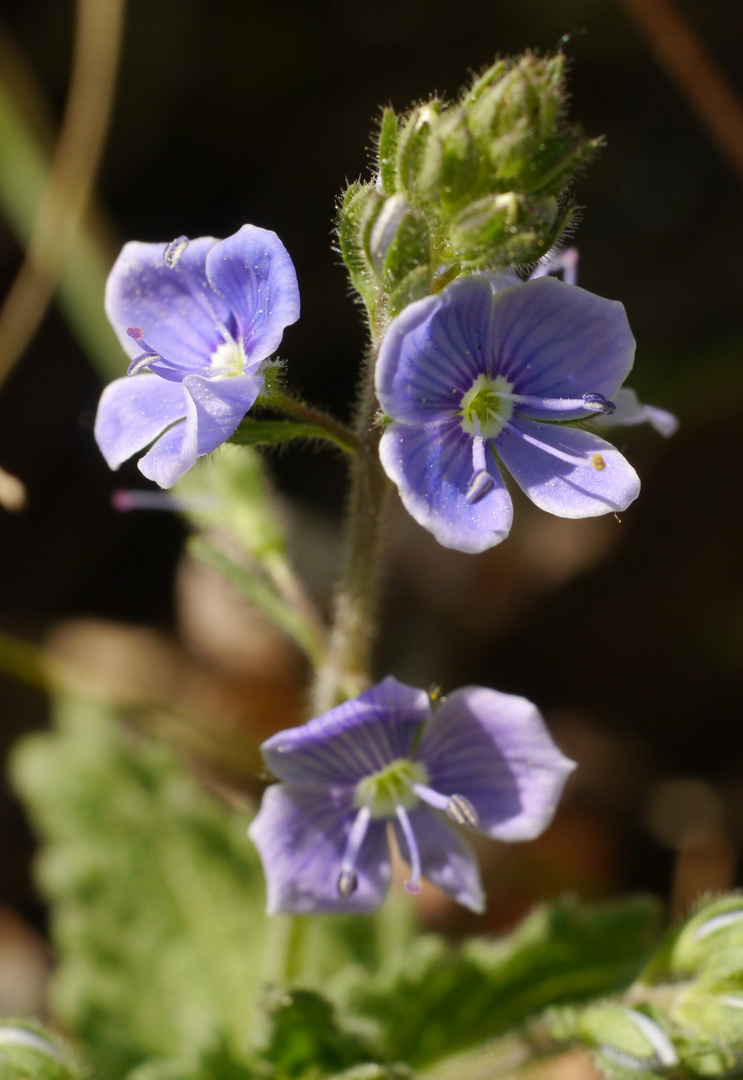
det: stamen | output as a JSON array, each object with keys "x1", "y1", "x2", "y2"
[
  {"x1": 466, "y1": 435, "x2": 495, "y2": 505},
  {"x1": 112, "y1": 489, "x2": 219, "y2": 513},
  {"x1": 446, "y1": 794, "x2": 479, "y2": 827},
  {"x1": 395, "y1": 805, "x2": 422, "y2": 894},
  {"x1": 490, "y1": 390, "x2": 616, "y2": 415},
  {"x1": 337, "y1": 869, "x2": 358, "y2": 898},
  {"x1": 127, "y1": 351, "x2": 163, "y2": 376},
  {"x1": 337, "y1": 806, "x2": 371, "y2": 899},
  {"x1": 164, "y1": 235, "x2": 189, "y2": 269},
  {"x1": 503, "y1": 418, "x2": 607, "y2": 470},
  {"x1": 412, "y1": 784, "x2": 479, "y2": 828}
]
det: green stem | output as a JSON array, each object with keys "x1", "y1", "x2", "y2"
[
  {"x1": 310, "y1": 345, "x2": 391, "y2": 713},
  {"x1": 265, "y1": 914, "x2": 309, "y2": 986},
  {"x1": 268, "y1": 389, "x2": 359, "y2": 455}
]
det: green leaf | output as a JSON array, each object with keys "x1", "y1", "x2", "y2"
[
  {"x1": 259, "y1": 989, "x2": 375, "y2": 1078},
  {"x1": 347, "y1": 897, "x2": 662, "y2": 1069},
  {"x1": 10, "y1": 697, "x2": 271, "y2": 1080},
  {"x1": 174, "y1": 443, "x2": 286, "y2": 561}
]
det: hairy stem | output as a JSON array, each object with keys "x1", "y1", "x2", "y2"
[
  {"x1": 269, "y1": 389, "x2": 359, "y2": 455},
  {"x1": 311, "y1": 346, "x2": 391, "y2": 713}
]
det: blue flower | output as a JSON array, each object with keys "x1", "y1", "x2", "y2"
[
  {"x1": 95, "y1": 225, "x2": 300, "y2": 488},
  {"x1": 375, "y1": 273, "x2": 643, "y2": 553},
  {"x1": 248, "y1": 677, "x2": 574, "y2": 914}
]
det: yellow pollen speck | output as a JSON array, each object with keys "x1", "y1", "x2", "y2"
[{"x1": 591, "y1": 453, "x2": 606, "y2": 471}]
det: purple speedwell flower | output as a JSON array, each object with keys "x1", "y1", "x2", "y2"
[
  {"x1": 375, "y1": 273, "x2": 642, "y2": 553},
  {"x1": 248, "y1": 677, "x2": 574, "y2": 914},
  {"x1": 95, "y1": 225, "x2": 300, "y2": 488}
]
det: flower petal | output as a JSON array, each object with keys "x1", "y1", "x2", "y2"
[
  {"x1": 379, "y1": 420, "x2": 513, "y2": 553},
  {"x1": 105, "y1": 237, "x2": 229, "y2": 371},
  {"x1": 393, "y1": 807, "x2": 485, "y2": 913},
  {"x1": 490, "y1": 277, "x2": 635, "y2": 418},
  {"x1": 94, "y1": 374, "x2": 187, "y2": 470},
  {"x1": 183, "y1": 371, "x2": 263, "y2": 456},
  {"x1": 261, "y1": 676, "x2": 432, "y2": 787},
  {"x1": 496, "y1": 416, "x2": 641, "y2": 518},
  {"x1": 137, "y1": 407, "x2": 197, "y2": 488},
  {"x1": 248, "y1": 785, "x2": 390, "y2": 914},
  {"x1": 593, "y1": 388, "x2": 679, "y2": 438},
  {"x1": 418, "y1": 687, "x2": 575, "y2": 841},
  {"x1": 376, "y1": 275, "x2": 495, "y2": 424},
  {"x1": 205, "y1": 225, "x2": 300, "y2": 363}
]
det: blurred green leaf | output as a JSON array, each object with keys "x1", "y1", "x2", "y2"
[
  {"x1": 10, "y1": 696, "x2": 269, "y2": 1080},
  {"x1": 348, "y1": 896, "x2": 662, "y2": 1068}
]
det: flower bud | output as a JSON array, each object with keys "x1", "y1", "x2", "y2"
[
  {"x1": 366, "y1": 194, "x2": 429, "y2": 284},
  {"x1": 396, "y1": 102, "x2": 440, "y2": 201},
  {"x1": 669, "y1": 897, "x2": 743, "y2": 977}
]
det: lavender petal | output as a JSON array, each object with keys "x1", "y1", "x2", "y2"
[
  {"x1": 393, "y1": 806, "x2": 485, "y2": 913},
  {"x1": 418, "y1": 686, "x2": 575, "y2": 841},
  {"x1": 206, "y1": 225, "x2": 300, "y2": 363},
  {"x1": 379, "y1": 420, "x2": 513, "y2": 553},
  {"x1": 94, "y1": 374, "x2": 187, "y2": 470},
  {"x1": 496, "y1": 416, "x2": 641, "y2": 517},
  {"x1": 491, "y1": 277, "x2": 635, "y2": 419},
  {"x1": 105, "y1": 237, "x2": 229, "y2": 371},
  {"x1": 375, "y1": 275, "x2": 495, "y2": 424},
  {"x1": 183, "y1": 371, "x2": 264, "y2": 457},
  {"x1": 593, "y1": 388, "x2": 679, "y2": 438},
  {"x1": 261, "y1": 676, "x2": 432, "y2": 787},
  {"x1": 248, "y1": 785, "x2": 390, "y2": 914}
]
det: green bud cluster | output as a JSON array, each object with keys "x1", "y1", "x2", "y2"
[
  {"x1": 547, "y1": 895, "x2": 743, "y2": 1080},
  {"x1": 336, "y1": 52, "x2": 599, "y2": 335}
]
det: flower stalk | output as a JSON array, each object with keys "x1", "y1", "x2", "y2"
[{"x1": 311, "y1": 345, "x2": 390, "y2": 713}]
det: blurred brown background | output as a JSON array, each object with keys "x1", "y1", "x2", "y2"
[{"x1": 1, "y1": 0, "x2": 742, "y2": 1015}]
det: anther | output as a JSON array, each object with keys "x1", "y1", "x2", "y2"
[
  {"x1": 465, "y1": 469, "x2": 494, "y2": 505},
  {"x1": 127, "y1": 351, "x2": 163, "y2": 376},
  {"x1": 582, "y1": 393, "x2": 616, "y2": 415},
  {"x1": 337, "y1": 869, "x2": 358, "y2": 898},
  {"x1": 446, "y1": 794, "x2": 479, "y2": 828},
  {"x1": 127, "y1": 326, "x2": 145, "y2": 340},
  {"x1": 164, "y1": 235, "x2": 189, "y2": 269}
]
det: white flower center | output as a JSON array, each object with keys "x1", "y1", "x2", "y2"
[
  {"x1": 354, "y1": 758, "x2": 429, "y2": 819},
  {"x1": 460, "y1": 374, "x2": 514, "y2": 439},
  {"x1": 209, "y1": 337, "x2": 247, "y2": 377}
]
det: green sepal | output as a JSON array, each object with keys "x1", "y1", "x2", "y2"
[
  {"x1": 336, "y1": 182, "x2": 381, "y2": 313},
  {"x1": 415, "y1": 108, "x2": 479, "y2": 208},
  {"x1": 377, "y1": 108, "x2": 400, "y2": 197},
  {"x1": 365, "y1": 195, "x2": 429, "y2": 286},
  {"x1": 386, "y1": 265, "x2": 433, "y2": 320},
  {"x1": 522, "y1": 133, "x2": 602, "y2": 197},
  {"x1": 396, "y1": 102, "x2": 440, "y2": 203},
  {"x1": 550, "y1": 1004, "x2": 676, "y2": 1074}
]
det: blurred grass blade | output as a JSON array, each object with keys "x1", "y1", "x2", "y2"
[{"x1": 0, "y1": 17, "x2": 124, "y2": 382}]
